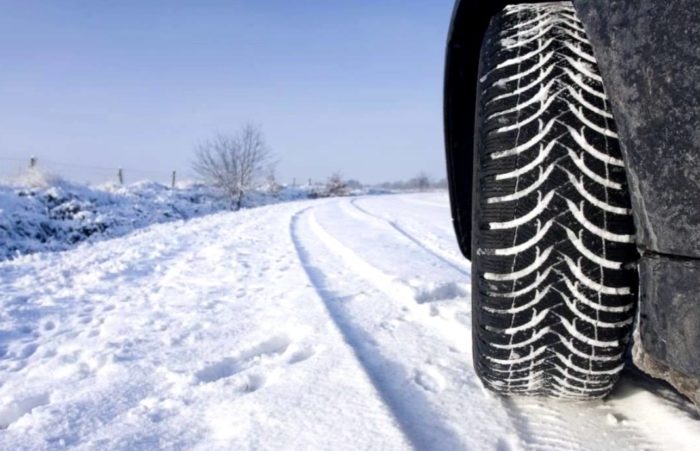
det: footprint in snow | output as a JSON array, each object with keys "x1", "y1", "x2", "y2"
[
  {"x1": 194, "y1": 335, "x2": 291, "y2": 384},
  {"x1": 0, "y1": 392, "x2": 50, "y2": 429},
  {"x1": 454, "y1": 311, "x2": 471, "y2": 327},
  {"x1": 414, "y1": 366, "x2": 446, "y2": 394},
  {"x1": 19, "y1": 343, "x2": 38, "y2": 359},
  {"x1": 415, "y1": 281, "x2": 469, "y2": 304},
  {"x1": 287, "y1": 346, "x2": 315, "y2": 365},
  {"x1": 18, "y1": 325, "x2": 33, "y2": 335},
  {"x1": 243, "y1": 373, "x2": 267, "y2": 392},
  {"x1": 194, "y1": 357, "x2": 240, "y2": 384}
]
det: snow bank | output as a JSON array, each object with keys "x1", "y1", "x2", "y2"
[{"x1": 0, "y1": 170, "x2": 347, "y2": 261}]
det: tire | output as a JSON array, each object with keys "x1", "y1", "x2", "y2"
[{"x1": 472, "y1": 2, "x2": 638, "y2": 399}]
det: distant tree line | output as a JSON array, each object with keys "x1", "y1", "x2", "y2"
[
  {"x1": 192, "y1": 123, "x2": 446, "y2": 208},
  {"x1": 376, "y1": 172, "x2": 448, "y2": 191}
]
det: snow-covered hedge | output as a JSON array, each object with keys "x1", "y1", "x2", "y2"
[{"x1": 0, "y1": 171, "x2": 318, "y2": 261}]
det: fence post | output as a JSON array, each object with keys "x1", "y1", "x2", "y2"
[
  {"x1": 29, "y1": 156, "x2": 37, "y2": 169},
  {"x1": 292, "y1": 177, "x2": 296, "y2": 187},
  {"x1": 308, "y1": 178, "x2": 312, "y2": 186},
  {"x1": 118, "y1": 168, "x2": 124, "y2": 185},
  {"x1": 171, "y1": 170, "x2": 176, "y2": 189}
]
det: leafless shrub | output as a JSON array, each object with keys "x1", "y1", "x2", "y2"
[
  {"x1": 325, "y1": 172, "x2": 348, "y2": 197},
  {"x1": 193, "y1": 124, "x2": 272, "y2": 209}
]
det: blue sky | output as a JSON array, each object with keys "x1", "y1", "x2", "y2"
[{"x1": 0, "y1": 1, "x2": 455, "y2": 184}]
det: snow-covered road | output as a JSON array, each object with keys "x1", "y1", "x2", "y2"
[{"x1": 1, "y1": 193, "x2": 698, "y2": 450}]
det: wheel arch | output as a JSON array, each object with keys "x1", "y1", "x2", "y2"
[{"x1": 443, "y1": 0, "x2": 512, "y2": 259}]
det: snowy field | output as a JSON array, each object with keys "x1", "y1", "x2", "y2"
[{"x1": 1, "y1": 192, "x2": 699, "y2": 450}]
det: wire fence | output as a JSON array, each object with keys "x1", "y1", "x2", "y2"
[
  {"x1": 0, "y1": 155, "x2": 201, "y2": 187},
  {"x1": 0, "y1": 155, "x2": 315, "y2": 188}
]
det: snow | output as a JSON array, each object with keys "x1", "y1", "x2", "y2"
[
  {"x1": 0, "y1": 171, "x2": 333, "y2": 261},
  {"x1": 1, "y1": 192, "x2": 699, "y2": 450}
]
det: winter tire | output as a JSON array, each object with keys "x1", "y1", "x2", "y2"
[{"x1": 472, "y1": 2, "x2": 639, "y2": 399}]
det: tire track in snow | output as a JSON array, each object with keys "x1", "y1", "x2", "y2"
[
  {"x1": 349, "y1": 198, "x2": 471, "y2": 277},
  {"x1": 307, "y1": 203, "x2": 472, "y2": 350},
  {"x1": 294, "y1": 204, "x2": 532, "y2": 450},
  {"x1": 306, "y1": 207, "x2": 419, "y2": 309},
  {"x1": 502, "y1": 395, "x2": 659, "y2": 451},
  {"x1": 290, "y1": 207, "x2": 468, "y2": 450},
  {"x1": 317, "y1": 198, "x2": 669, "y2": 451}
]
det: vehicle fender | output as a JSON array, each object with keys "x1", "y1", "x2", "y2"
[{"x1": 573, "y1": 0, "x2": 700, "y2": 258}]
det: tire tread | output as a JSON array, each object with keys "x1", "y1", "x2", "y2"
[{"x1": 472, "y1": 1, "x2": 638, "y2": 399}]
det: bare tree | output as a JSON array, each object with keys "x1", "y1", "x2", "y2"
[
  {"x1": 410, "y1": 172, "x2": 431, "y2": 191},
  {"x1": 193, "y1": 124, "x2": 272, "y2": 209},
  {"x1": 325, "y1": 172, "x2": 349, "y2": 197}
]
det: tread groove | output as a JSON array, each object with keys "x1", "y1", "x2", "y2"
[{"x1": 472, "y1": 1, "x2": 638, "y2": 399}]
